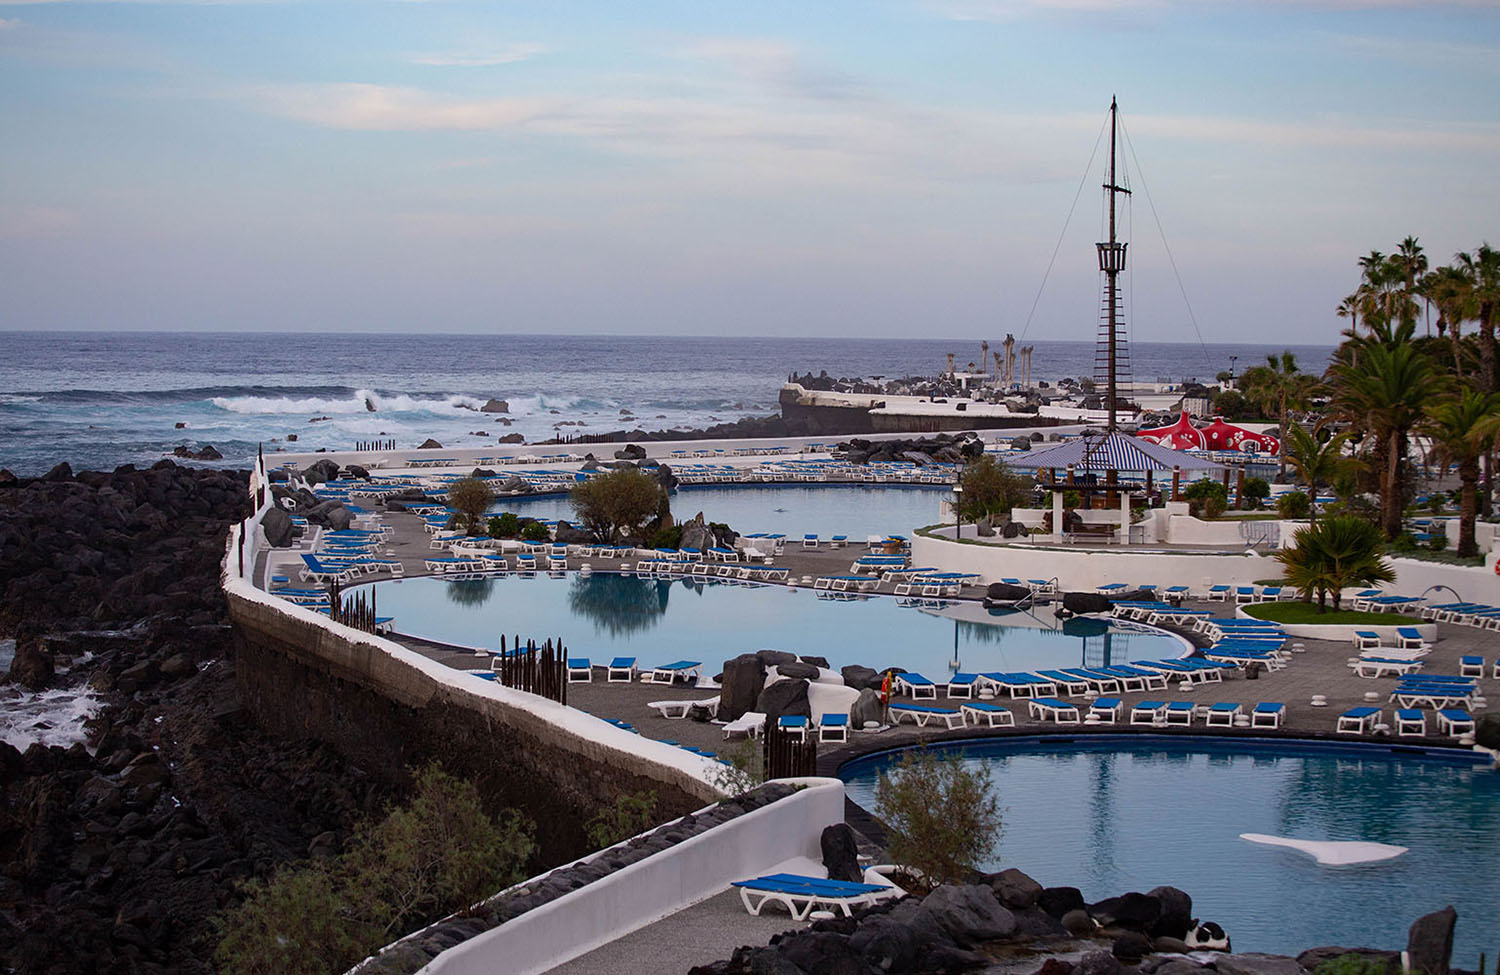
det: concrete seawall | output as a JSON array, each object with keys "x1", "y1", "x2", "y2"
[
  {"x1": 223, "y1": 469, "x2": 719, "y2": 864},
  {"x1": 227, "y1": 591, "x2": 715, "y2": 862}
]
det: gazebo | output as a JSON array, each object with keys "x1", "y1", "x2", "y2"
[{"x1": 1009, "y1": 431, "x2": 1224, "y2": 545}]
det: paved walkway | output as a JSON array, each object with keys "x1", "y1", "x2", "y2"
[{"x1": 260, "y1": 504, "x2": 1494, "y2": 756}]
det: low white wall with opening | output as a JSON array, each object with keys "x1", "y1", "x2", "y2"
[{"x1": 417, "y1": 777, "x2": 848, "y2": 975}]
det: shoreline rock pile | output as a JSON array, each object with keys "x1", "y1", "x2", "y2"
[
  {"x1": 0, "y1": 462, "x2": 393, "y2": 974},
  {"x1": 690, "y1": 857, "x2": 1461, "y2": 975}
]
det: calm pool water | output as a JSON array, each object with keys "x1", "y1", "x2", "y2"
[
  {"x1": 842, "y1": 738, "x2": 1499, "y2": 962},
  {"x1": 365, "y1": 574, "x2": 1186, "y2": 676},
  {"x1": 490, "y1": 484, "x2": 950, "y2": 541}
]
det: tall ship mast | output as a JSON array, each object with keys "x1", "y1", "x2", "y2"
[{"x1": 1095, "y1": 96, "x2": 1132, "y2": 432}]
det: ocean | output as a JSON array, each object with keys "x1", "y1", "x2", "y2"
[{"x1": 0, "y1": 332, "x2": 1336, "y2": 476}]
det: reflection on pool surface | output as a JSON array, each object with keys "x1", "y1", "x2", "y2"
[
  {"x1": 490, "y1": 484, "x2": 949, "y2": 542},
  {"x1": 367, "y1": 573, "x2": 1185, "y2": 675},
  {"x1": 842, "y1": 738, "x2": 1498, "y2": 962}
]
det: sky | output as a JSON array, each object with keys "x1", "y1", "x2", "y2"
[{"x1": 1, "y1": 1, "x2": 1497, "y2": 345}]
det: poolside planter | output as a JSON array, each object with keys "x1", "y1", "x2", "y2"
[{"x1": 1233, "y1": 608, "x2": 1437, "y2": 645}]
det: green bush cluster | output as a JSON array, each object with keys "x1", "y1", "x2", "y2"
[
  {"x1": 214, "y1": 764, "x2": 536, "y2": 975},
  {"x1": 520, "y1": 521, "x2": 550, "y2": 542},
  {"x1": 1183, "y1": 479, "x2": 1229, "y2": 519},
  {"x1": 1276, "y1": 490, "x2": 1311, "y2": 519},
  {"x1": 874, "y1": 746, "x2": 1001, "y2": 889},
  {"x1": 488, "y1": 512, "x2": 520, "y2": 538}
]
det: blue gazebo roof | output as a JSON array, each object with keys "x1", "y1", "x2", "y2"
[{"x1": 1009, "y1": 432, "x2": 1224, "y2": 475}]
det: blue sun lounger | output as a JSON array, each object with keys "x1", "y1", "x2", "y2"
[
  {"x1": 946, "y1": 673, "x2": 979, "y2": 699},
  {"x1": 894, "y1": 673, "x2": 938, "y2": 700},
  {"x1": 1395, "y1": 709, "x2": 1427, "y2": 736},
  {"x1": 1337, "y1": 706, "x2": 1381, "y2": 734},
  {"x1": 1395, "y1": 627, "x2": 1429, "y2": 650},
  {"x1": 1087, "y1": 698, "x2": 1122, "y2": 723},
  {"x1": 646, "y1": 660, "x2": 702, "y2": 684},
  {"x1": 732, "y1": 874, "x2": 901, "y2": 919},
  {"x1": 1027, "y1": 697, "x2": 1080, "y2": 724},
  {"x1": 818, "y1": 713, "x2": 849, "y2": 743},
  {"x1": 1251, "y1": 702, "x2": 1284, "y2": 729},
  {"x1": 778, "y1": 715, "x2": 809, "y2": 741},
  {"x1": 1164, "y1": 701, "x2": 1197, "y2": 725},
  {"x1": 959, "y1": 702, "x2": 1014, "y2": 727},
  {"x1": 566, "y1": 658, "x2": 592, "y2": 683},
  {"x1": 1437, "y1": 709, "x2": 1475, "y2": 736},
  {"x1": 607, "y1": 657, "x2": 637, "y2": 682},
  {"x1": 1130, "y1": 701, "x2": 1166, "y2": 725}
]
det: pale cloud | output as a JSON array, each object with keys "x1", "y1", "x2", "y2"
[
  {"x1": 408, "y1": 43, "x2": 549, "y2": 67},
  {"x1": 0, "y1": 16, "x2": 19, "y2": 26},
  {"x1": 1127, "y1": 111, "x2": 1500, "y2": 153},
  {"x1": 1326, "y1": 32, "x2": 1500, "y2": 67},
  {"x1": 250, "y1": 83, "x2": 555, "y2": 130},
  {"x1": 933, "y1": 0, "x2": 1497, "y2": 18},
  {"x1": 0, "y1": 206, "x2": 80, "y2": 238},
  {"x1": 678, "y1": 36, "x2": 867, "y2": 101}
]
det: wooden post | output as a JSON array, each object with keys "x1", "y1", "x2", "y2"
[
  {"x1": 1235, "y1": 467, "x2": 1246, "y2": 509},
  {"x1": 1171, "y1": 466, "x2": 1181, "y2": 502}
]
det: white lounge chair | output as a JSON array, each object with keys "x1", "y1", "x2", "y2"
[
  {"x1": 721, "y1": 711, "x2": 767, "y2": 740},
  {"x1": 648, "y1": 696, "x2": 721, "y2": 719}
]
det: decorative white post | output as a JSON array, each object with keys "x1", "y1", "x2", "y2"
[
  {"x1": 1119, "y1": 489, "x2": 1131, "y2": 546},
  {"x1": 1052, "y1": 489, "x2": 1064, "y2": 543}
]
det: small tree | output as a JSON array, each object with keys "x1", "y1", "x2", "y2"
[
  {"x1": 520, "y1": 520, "x2": 550, "y2": 542},
  {"x1": 1183, "y1": 479, "x2": 1228, "y2": 519},
  {"x1": 874, "y1": 746, "x2": 1001, "y2": 889},
  {"x1": 1241, "y1": 477, "x2": 1271, "y2": 509},
  {"x1": 958, "y1": 456, "x2": 1033, "y2": 523},
  {"x1": 1276, "y1": 490, "x2": 1311, "y2": 519},
  {"x1": 447, "y1": 477, "x2": 495, "y2": 535},
  {"x1": 569, "y1": 469, "x2": 667, "y2": 542}
]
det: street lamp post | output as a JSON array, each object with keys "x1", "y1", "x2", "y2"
[{"x1": 953, "y1": 484, "x2": 964, "y2": 539}]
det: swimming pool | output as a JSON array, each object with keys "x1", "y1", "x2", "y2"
[
  {"x1": 841, "y1": 737, "x2": 1498, "y2": 962},
  {"x1": 365, "y1": 574, "x2": 1185, "y2": 675},
  {"x1": 489, "y1": 484, "x2": 950, "y2": 542}
]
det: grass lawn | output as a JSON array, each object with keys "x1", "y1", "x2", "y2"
[{"x1": 1244, "y1": 601, "x2": 1421, "y2": 626}]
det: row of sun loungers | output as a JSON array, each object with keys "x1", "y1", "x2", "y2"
[{"x1": 1338, "y1": 706, "x2": 1475, "y2": 737}]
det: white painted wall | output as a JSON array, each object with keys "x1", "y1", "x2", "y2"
[
  {"x1": 415, "y1": 778, "x2": 848, "y2": 975},
  {"x1": 913, "y1": 531, "x2": 1500, "y2": 601},
  {"x1": 912, "y1": 532, "x2": 1279, "y2": 590}
]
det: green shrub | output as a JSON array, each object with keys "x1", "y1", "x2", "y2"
[
  {"x1": 489, "y1": 512, "x2": 520, "y2": 538},
  {"x1": 1312, "y1": 953, "x2": 1395, "y2": 975},
  {"x1": 708, "y1": 738, "x2": 766, "y2": 797},
  {"x1": 583, "y1": 791, "x2": 659, "y2": 850},
  {"x1": 1277, "y1": 491, "x2": 1310, "y2": 519},
  {"x1": 214, "y1": 764, "x2": 536, "y2": 975},
  {"x1": 958, "y1": 456, "x2": 1033, "y2": 521},
  {"x1": 1428, "y1": 531, "x2": 1449, "y2": 552},
  {"x1": 1242, "y1": 477, "x2": 1271, "y2": 509},
  {"x1": 520, "y1": 521, "x2": 550, "y2": 542},
  {"x1": 648, "y1": 523, "x2": 684, "y2": 550},
  {"x1": 1390, "y1": 532, "x2": 1419, "y2": 553},
  {"x1": 874, "y1": 746, "x2": 1001, "y2": 889},
  {"x1": 1184, "y1": 479, "x2": 1229, "y2": 519}
]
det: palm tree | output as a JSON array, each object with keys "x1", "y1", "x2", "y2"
[
  {"x1": 1276, "y1": 516, "x2": 1395, "y2": 612},
  {"x1": 1421, "y1": 264, "x2": 1473, "y2": 379},
  {"x1": 1245, "y1": 351, "x2": 1317, "y2": 477},
  {"x1": 1455, "y1": 244, "x2": 1500, "y2": 393},
  {"x1": 1454, "y1": 244, "x2": 1500, "y2": 515},
  {"x1": 1419, "y1": 387, "x2": 1500, "y2": 557},
  {"x1": 1392, "y1": 236, "x2": 1428, "y2": 334},
  {"x1": 1329, "y1": 325, "x2": 1446, "y2": 538},
  {"x1": 1281, "y1": 423, "x2": 1355, "y2": 523}
]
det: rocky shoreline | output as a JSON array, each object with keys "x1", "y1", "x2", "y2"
[
  {"x1": 691, "y1": 845, "x2": 1461, "y2": 975},
  {"x1": 0, "y1": 462, "x2": 393, "y2": 974}
]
